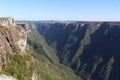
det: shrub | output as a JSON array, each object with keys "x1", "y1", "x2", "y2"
[{"x1": 1, "y1": 53, "x2": 34, "y2": 80}]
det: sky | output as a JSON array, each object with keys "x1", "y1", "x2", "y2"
[{"x1": 0, "y1": 0, "x2": 120, "y2": 21}]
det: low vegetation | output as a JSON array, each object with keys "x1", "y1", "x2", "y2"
[
  {"x1": 1, "y1": 52, "x2": 34, "y2": 80},
  {"x1": 27, "y1": 25, "x2": 80, "y2": 80},
  {"x1": 0, "y1": 27, "x2": 7, "y2": 30}
]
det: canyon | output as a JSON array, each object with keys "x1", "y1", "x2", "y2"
[
  {"x1": 35, "y1": 21, "x2": 120, "y2": 80},
  {"x1": 0, "y1": 17, "x2": 120, "y2": 80}
]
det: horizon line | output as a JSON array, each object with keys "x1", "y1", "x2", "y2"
[{"x1": 15, "y1": 19, "x2": 120, "y2": 22}]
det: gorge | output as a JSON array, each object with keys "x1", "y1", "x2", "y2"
[
  {"x1": 35, "y1": 21, "x2": 120, "y2": 80},
  {"x1": 0, "y1": 17, "x2": 120, "y2": 80}
]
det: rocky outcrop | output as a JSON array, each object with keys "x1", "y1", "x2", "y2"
[
  {"x1": 16, "y1": 22, "x2": 32, "y2": 33},
  {"x1": 0, "y1": 17, "x2": 16, "y2": 27},
  {"x1": 0, "y1": 17, "x2": 27, "y2": 70},
  {"x1": 0, "y1": 74, "x2": 17, "y2": 80},
  {"x1": 32, "y1": 72, "x2": 38, "y2": 80}
]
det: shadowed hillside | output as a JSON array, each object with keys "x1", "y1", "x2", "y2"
[
  {"x1": 17, "y1": 22, "x2": 81, "y2": 80},
  {"x1": 35, "y1": 21, "x2": 120, "y2": 80}
]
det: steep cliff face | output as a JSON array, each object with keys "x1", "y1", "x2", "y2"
[
  {"x1": 36, "y1": 22, "x2": 120, "y2": 80},
  {"x1": 0, "y1": 17, "x2": 33, "y2": 80},
  {"x1": 0, "y1": 17, "x2": 27, "y2": 64},
  {"x1": 0, "y1": 17, "x2": 16, "y2": 27},
  {"x1": 0, "y1": 18, "x2": 27, "y2": 55},
  {"x1": 16, "y1": 22, "x2": 32, "y2": 33},
  {"x1": 20, "y1": 21, "x2": 80, "y2": 80}
]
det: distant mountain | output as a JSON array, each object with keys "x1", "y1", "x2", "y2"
[{"x1": 36, "y1": 21, "x2": 120, "y2": 80}]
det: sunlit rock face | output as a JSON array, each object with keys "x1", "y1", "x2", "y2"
[
  {"x1": 10, "y1": 26, "x2": 27, "y2": 54},
  {"x1": 0, "y1": 17, "x2": 16, "y2": 27},
  {"x1": 0, "y1": 74, "x2": 17, "y2": 80},
  {"x1": 32, "y1": 72, "x2": 38, "y2": 80},
  {"x1": 0, "y1": 17, "x2": 27, "y2": 70},
  {"x1": 16, "y1": 22, "x2": 31, "y2": 32}
]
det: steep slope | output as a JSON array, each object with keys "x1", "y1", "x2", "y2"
[
  {"x1": 36, "y1": 21, "x2": 120, "y2": 80},
  {"x1": 17, "y1": 22, "x2": 80, "y2": 80},
  {"x1": 0, "y1": 17, "x2": 34, "y2": 80}
]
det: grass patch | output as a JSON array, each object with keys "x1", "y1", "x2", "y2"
[
  {"x1": 0, "y1": 27, "x2": 7, "y2": 30},
  {"x1": 1, "y1": 53, "x2": 34, "y2": 80}
]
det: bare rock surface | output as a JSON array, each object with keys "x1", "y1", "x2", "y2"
[
  {"x1": 0, "y1": 74, "x2": 17, "y2": 80},
  {"x1": 0, "y1": 17, "x2": 27, "y2": 70}
]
